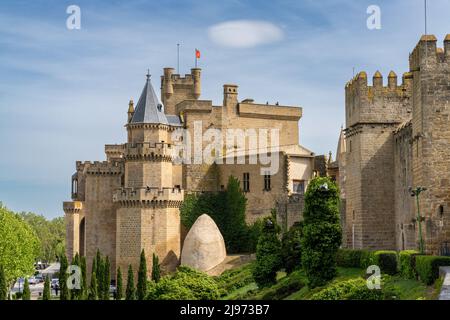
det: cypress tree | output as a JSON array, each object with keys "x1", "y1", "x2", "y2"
[
  {"x1": 137, "y1": 249, "x2": 147, "y2": 300},
  {"x1": 301, "y1": 177, "x2": 342, "y2": 288},
  {"x1": 71, "y1": 253, "x2": 80, "y2": 300},
  {"x1": 252, "y1": 212, "x2": 282, "y2": 288},
  {"x1": 22, "y1": 278, "x2": 31, "y2": 300},
  {"x1": 125, "y1": 265, "x2": 135, "y2": 300},
  {"x1": 42, "y1": 276, "x2": 51, "y2": 300},
  {"x1": 59, "y1": 255, "x2": 70, "y2": 300},
  {"x1": 80, "y1": 256, "x2": 87, "y2": 299},
  {"x1": 88, "y1": 272, "x2": 98, "y2": 300},
  {"x1": 151, "y1": 253, "x2": 161, "y2": 283},
  {"x1": 96, "y1": 255, "x2": 104, "y2": 299},
  {"x1": 103, "y1": 256, "x2": 111, "y2": 300},
  {"x1": 0, "y1": 265, "x2": 7, "y2": 300},
  {"x1": 116, "y1": 267, "x2": 123, "y2": 300}
]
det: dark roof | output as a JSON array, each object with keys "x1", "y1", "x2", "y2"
[
  {"x1": 131, "y1": 74, "x2": 169, "y2": 124},
  {"x1": 166, "y1": 115, "x2": 182, "y2": 126}
]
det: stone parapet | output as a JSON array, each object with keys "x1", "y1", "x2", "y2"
[
  {"x1": 63, "y1": 201, "x2": 83, "y2": 214},
  {"x1": 113, "y1": 187, "x2": 184, "y2": 207}
]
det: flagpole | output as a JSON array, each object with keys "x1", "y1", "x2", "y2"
[{"x1": 424, "y1": 0, "x2": 427, "y2": 35}]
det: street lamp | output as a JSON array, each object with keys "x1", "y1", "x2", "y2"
[{"x1": 409, "y1": 186, "x2": 427, "y2": 254}]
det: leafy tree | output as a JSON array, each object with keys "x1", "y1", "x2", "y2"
[
  {"x1": 88, "y1": 271, "x2": 98, "y2": 300},
  {"x1": 301, "y1": 177, "x2": 342, "y2": 288},
  {"x1": 116, "y1": 267, "x2": 123, "y2": 300},
  {"x1": 0, "y1": 265, "x2": 7, "y2": 300},
  {"x1": 179, "y1": 176, "x2": 249, "y2": 253},
  {"x1": 137, "y1": 250, "x2": 147, "y2": 300},
  {"x1": 22, "y1": 278, "x2": 30, "y2": 300},
  {"x1": 221, "y1": 176, "x2": 248, "y2": 252},
  {"x1": 252, "y1": 211, "x2": 282, "y2": 288},
  {"x1": 126, "y1": 265, "x2": 136, "y2": 300},
  {"x1": 42, "y1": 276, "x2": 51, "y2": 300},
  {"x1": 59, "y1": 255, "x2": 70, "y2": 300},
  {"x1": 18, "y1": 212, "x2": 65, "y2": 262},
  {"x1": 103, "y1": 256, "x2": 111, "y2": 300},
  {"x1": 152, "y1": 253, "x2": 161, "y2": 283},
  {"x1": 0, "y1": 206, "x2": 40, "y2": 286},
  {"x1": 281, "y1": 221, "x2": 303, "y2": 274}
]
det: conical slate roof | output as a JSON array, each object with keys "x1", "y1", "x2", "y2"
[{"x1": 131, "y1": 73, "x2": 169, "y2": 124}]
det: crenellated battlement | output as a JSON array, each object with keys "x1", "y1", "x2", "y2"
[
  {"x1": 345, "y1": 70, "x2": 412, "y2": 100},
  {"x1": 124, "y1": 142, "x2": 173, "y2": 161},
  {"x1": 75, "y1": 160, "x2": 123, "y2": 175},
  {"x1": 112, "y1": 187, "x2": 184, "y2": 207},
  {"x1": 345, "y1": 70, "x2": 412, "y2": 126},
  {"x1": 409, "y1": 35, "x2": 450, "y2": 71}
]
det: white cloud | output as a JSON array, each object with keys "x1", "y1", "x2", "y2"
[{"x1": 208, "y1": 20, "x2": 284, "y2": 48}]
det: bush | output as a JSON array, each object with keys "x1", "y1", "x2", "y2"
[
  {"x1": 415, "y1": 255, "x2": 450, "y2": 285},
  {"x1": 374, "y1": 251, "x2": 398, "y2": 275},
  {"x1": 301, "y1": 177, "x2": 342, "y2": 288},
  {"x1": 310, "y1": 278, "x2": 384, "y2": 300},
  {"x1": 398, "y1": 250, "x2": 419, "y2": 279},
  {"x1": 252, "y1": 213, "x2": 282, "y2": 288},
  {"x1": 147, "y1": 266, "x2": 220, "y2": 300},
  {"x1": 281, "y1": 222, "x2": 303, "y2": 274},
  {"x1": 214, "y1": 263, "x2": 254, "y2": 297},
  {"x1": 360, "y1": 250, "x2": 376, "y2": 269},
  {"x1": 257, "y1": 271, "x2": 305, "y2": 300},
  {"x1": 180, "y1": 176, "x2": 251, "y2": 253},
  {"x1": 336, "y1": 249, "x2": 365, "y2": 268}
]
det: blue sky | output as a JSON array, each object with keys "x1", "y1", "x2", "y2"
[{"x1": 1, "y1": 0, "x2": 449, "y2": 218}]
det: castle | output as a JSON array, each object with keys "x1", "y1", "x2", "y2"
[
  {"x1": 336, "y1": 35, "x2": 450, "y2": 254},
  {"x1": 63, "y1": 67, "x2": 316, "y2": 280}
]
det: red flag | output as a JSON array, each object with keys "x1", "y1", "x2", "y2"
[{"x1": 195, "y1": 49, "x2": 201, "y2": 59}]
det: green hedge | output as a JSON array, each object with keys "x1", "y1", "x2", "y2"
[
  {"x1": 398, "y1": 250, "x2": 419, "y2": 279},
  {"x1": 360, "y1": 250, "x2": 376, "y2": 269},
  {"x1": 415, "y1": 255, "x2": 450, "y2": 285},
  {"x1": 310, "y1": 278, "x2": 384, "y2": 300},
  {"x1": 336, "y1": 249, "x2": 365, "y2": 268},
  {"x1": 374, "y1": 251, "x2": 398, "y2": 275}
]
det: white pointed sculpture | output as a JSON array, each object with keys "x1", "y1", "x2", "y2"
[{"x1": 181, "y1": 214, "x2": 227, "y2": 271}]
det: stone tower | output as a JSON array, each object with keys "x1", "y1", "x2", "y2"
[
  {"x1": 409, "y1": 35, "x2": 450, "y2": 254},
  {"x1": 344, "y1": 69, "x2": 412, "y2": 249},
  {"x1": 114, "y1": 73, "x2": 183, "y2": 278}
]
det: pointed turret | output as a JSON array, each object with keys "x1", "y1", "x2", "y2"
[
  {"x1": 127, "y1": 99, "x2": 134, "y2": 123},
  {"x1": 130, "y1": 71, "x2": 168, "y2": 124}
]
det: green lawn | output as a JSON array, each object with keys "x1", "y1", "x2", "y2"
[{"x1": 217, "y1": 263, "x2": 442, "y2": 300}]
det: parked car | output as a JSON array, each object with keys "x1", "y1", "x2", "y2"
[
  {"x1": 28, "y1": 277, "x2": 38, "y2": 285},
  {"x1": 35, "y1": 275, "x2": 44, "y2": 283}
]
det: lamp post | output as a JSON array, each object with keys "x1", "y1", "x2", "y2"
[{"x1": 409, "y1": 186, "x2": 427, "y2": 254}]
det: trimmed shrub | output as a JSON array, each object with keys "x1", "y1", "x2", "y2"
[
  {"x1": 252, "y1": 213, "x2": 282, "y2": 288},
  {"x1": 336, "y1": 249, "x2": 365, "y2": 268},
  {"x1": 214, "y1": 263, "x2": 254, "y2": 297},
  {"x1": 360, "y1": 250, "x2": 376, "y2": 269},
  {"x1": 310, "y1": 278, "x2": 384, "y2": 300},
  {"x1": 301, "y1": 177, "x2": 342, "y2": 288},
  {"x1": 281, "y1": 222, "x2": 303, "y2": 274},
  {"x1": 399, "y1": 250, "x2": 419, "y2": 279},
  {"x1": 258, "y1": 271, "x2": 305, "y2": 300},
  {"x1": 374, "y1": 251, "x2": 398, "y2": 275},
  {"x1": 147, "y1": 266, "x2": 220, "y2": 300},
  {"x1": 415, "y1": 255, "x2": 450, "y2": 285}
]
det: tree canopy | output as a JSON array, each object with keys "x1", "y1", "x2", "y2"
[{"x1": 0, "y1": 205, "x2": 40, "y2": 285}]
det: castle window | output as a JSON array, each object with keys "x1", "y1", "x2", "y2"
[
  {"x1": 72, "y1": 178, "x2": 78, "y2": 196},
  {"x1": 439, "y1": 205, "x2": 444, "y2": 217},
  {"x1": 293, "y1": 180, "x2": 305, "y2": 194},
  {"x1": 264, "y1": 172, "x2": 271, "y2": 191},
  {"x1": 349, "y1": 140, "x2": 352, "y2": 152},
  {"x1": 243, "y1": 172, "x2": 250, "y2": 192}
]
